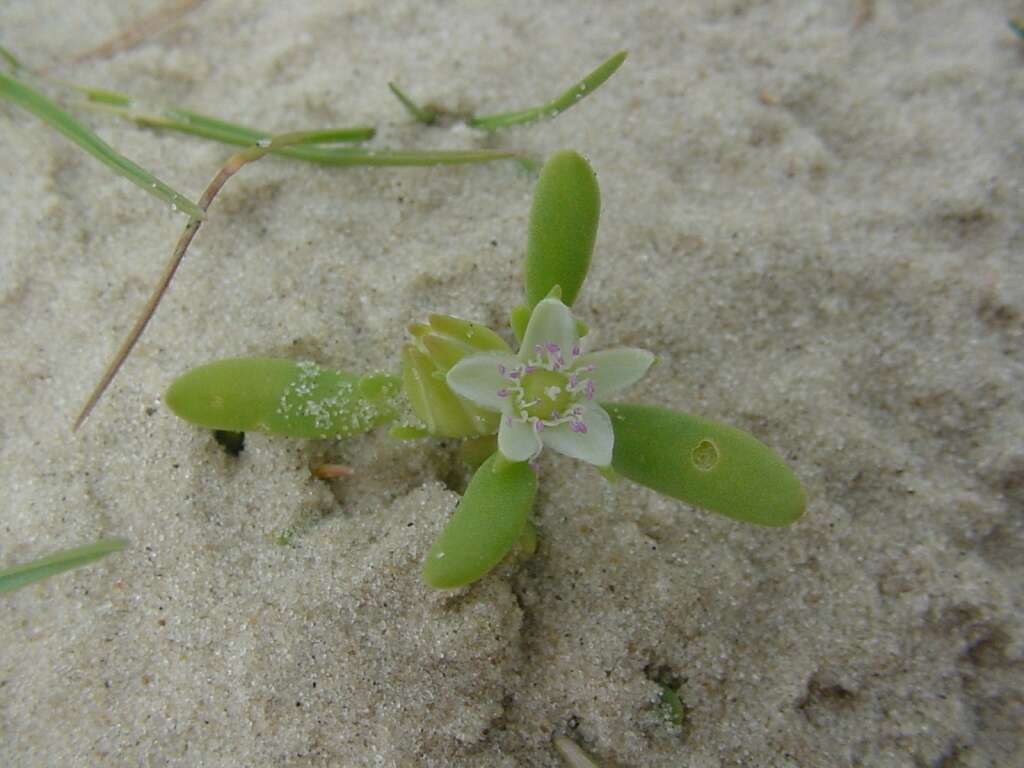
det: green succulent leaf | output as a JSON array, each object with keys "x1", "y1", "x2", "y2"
[
  {"x1": 402, "y1": 346, "x2": 492, "y2": 437},
  {"x1": 605, "y1": 403, "x2": 806, "y2": 527},
  {"x1": 400, "y1": 314, "x2": 508, "y2": 438},
  {"x1": 423, "y1": 453, "x2": 537, "y2": 588},
  {"x1": 459, "y1": 434, "x2": 499, "y2": 469},
  {"x1": 412, "y1": 313, "x2": 509, "y2": 369},
  {"x1": 509, "y1": 303, "x2": 532, "y2": 343},
  {"x1": 525, "y1": 150, "x2": 600, "y2": 308},
  {"x1": 165, "y1": 358, "x2": 399, "y2": 439}
]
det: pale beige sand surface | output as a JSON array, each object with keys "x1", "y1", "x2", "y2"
[{"x1": 2, "y1": 2, "x2": 1022, "y2": 766}]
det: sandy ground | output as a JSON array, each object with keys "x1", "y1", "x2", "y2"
[{"x1": 2, "y1": 1, "x2": 1022, "y2": 766}]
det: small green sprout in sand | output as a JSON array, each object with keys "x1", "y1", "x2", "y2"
[{"x1": 166, "y1": 149, "x2": 806, "y2": 589}]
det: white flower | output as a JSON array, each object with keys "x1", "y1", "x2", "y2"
[{"x1": 446, "y1": 298, "x2": 655, "y2": 466}]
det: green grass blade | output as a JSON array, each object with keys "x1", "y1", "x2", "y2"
[
  {"x1": 85, "y1": 99, "x2": 376, "y2": 148},
  {"x1": 0, "y1": 71, "x2": 203, "y2": 218},
  {"x1": 68, "y1": 84, "x2": 132, "y2": 106},
  {"x1": 0, "y1": 538, "x2": 127, "y2": 593},
  {"x1": 468, "y1": 50, "x2": 627, "y2": 131},
  {"x1": 388, "y1": 81, "x2": 437, "y2": 124},
  {"x1": 11, "y1": 56, "x2": 513, "y2": 169},
  {"x1": 80, "y1": 97, "x2": 508, "y2": 166},
  {"x1": 170, "y1": 107, "x2": 375, "y2": 142},
  {"x1": 0, "y1": 45, "x2": 21, "y2": 70},
  {"x1": 271, "y1": 128, "x2": 375, "y2": 145},
  {"x1": 50, "y1": 66, "x2": 376, "y2": 145},
  {"x1": 270, "y1": 146, "x2": 519, "y2": 166}
]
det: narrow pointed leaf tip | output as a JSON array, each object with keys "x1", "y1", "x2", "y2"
[
  {"x1": 387, "y1": 81, "x2": 437, "y2": 125},
  {"x1": 165, "y1": 358, "x2": 399, "y2": 439},
  {"x1": 423, "y1": 453, "x2": 537, "y2": 588},
  {"x1": 468, "y1": 50, "x2": 627, "y2": 131},
  {"x1": 605, "y1": 403, "x2": 806, "y2": 527},
  {"x1": 0, "y1": 538, "x2": 127, "y2": 593},
  {"x1": 525, "y1": 150, "x2": 600, "y2": 308}
]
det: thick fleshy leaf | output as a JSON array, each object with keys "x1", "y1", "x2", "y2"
[
  {"x1": 573, "y1": 348, "x2": 656, "y2": 398},
  {"x1": 409, "y1": 314, "x2": 510, "y2": 372},
  {"x1": 446, "y1": 353, "x2": 519, "y2": 410},
  {"x1": 605, "y1": 403, "x2": 805, "y2": 526},
  {"x1": 524, "y1": 150, "x2": 600, "y2": 307},
  {"x1": 166, "y1": 358, "x2": 399, "y2": 438},
  {"x1": 419, "y1": 333, "x2": 479, "y2": 371},
  {"x1": 498, "y1": 416, "x2": 543, "y2": 462},
  {"x1": 401, "y1": 314, "x2": 509, "y2": 437},
  {"x1": 509, "y1": 303, "x2": 532, "y2": 344},
  {"x1": 541, "y1": 403, "x2": 614, "y2": 466},
  {"x1": 427, "y1": 314, "x2": 509, "y2": 353},
  {"x1": 520, "y1": 298, "x2": 579, "y2": 363},
  {"x1": 423, "y1": 453, "x2": 537, "y2": 588},
  {"x1": 401, "y1": 346, "x2": 497, "y2": 437}
]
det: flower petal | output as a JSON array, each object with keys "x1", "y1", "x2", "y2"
[
  {"x1": 498, "y1": 417, "x2": 543, "y2": 462},
  {"x1": 541, "y1": 403, "x2": 614, "y2": 466},
  {"x1": 520, "y1": 298, "x2": 578, "y2": 364},
  {"x1": 572, "y1": 348, "x2": 656, "y2": 398},
  {"x1": 446, "y1": 353, "x2": 520, "y2": 410}
]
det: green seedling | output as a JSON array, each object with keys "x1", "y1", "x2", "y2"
[
  {"x1": 0, "y1": 538, "x2": 127, "y2": 594},
  {"x1": 167, "y1": 148, "x2": 806, "y2": 589},
  {"x1": 657, "y1": 684, "x2": 686, "y2": 727}
]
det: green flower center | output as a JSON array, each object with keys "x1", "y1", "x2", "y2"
[{"x1": 518, "y1": 369, "x2": 574, "y2": 421}]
